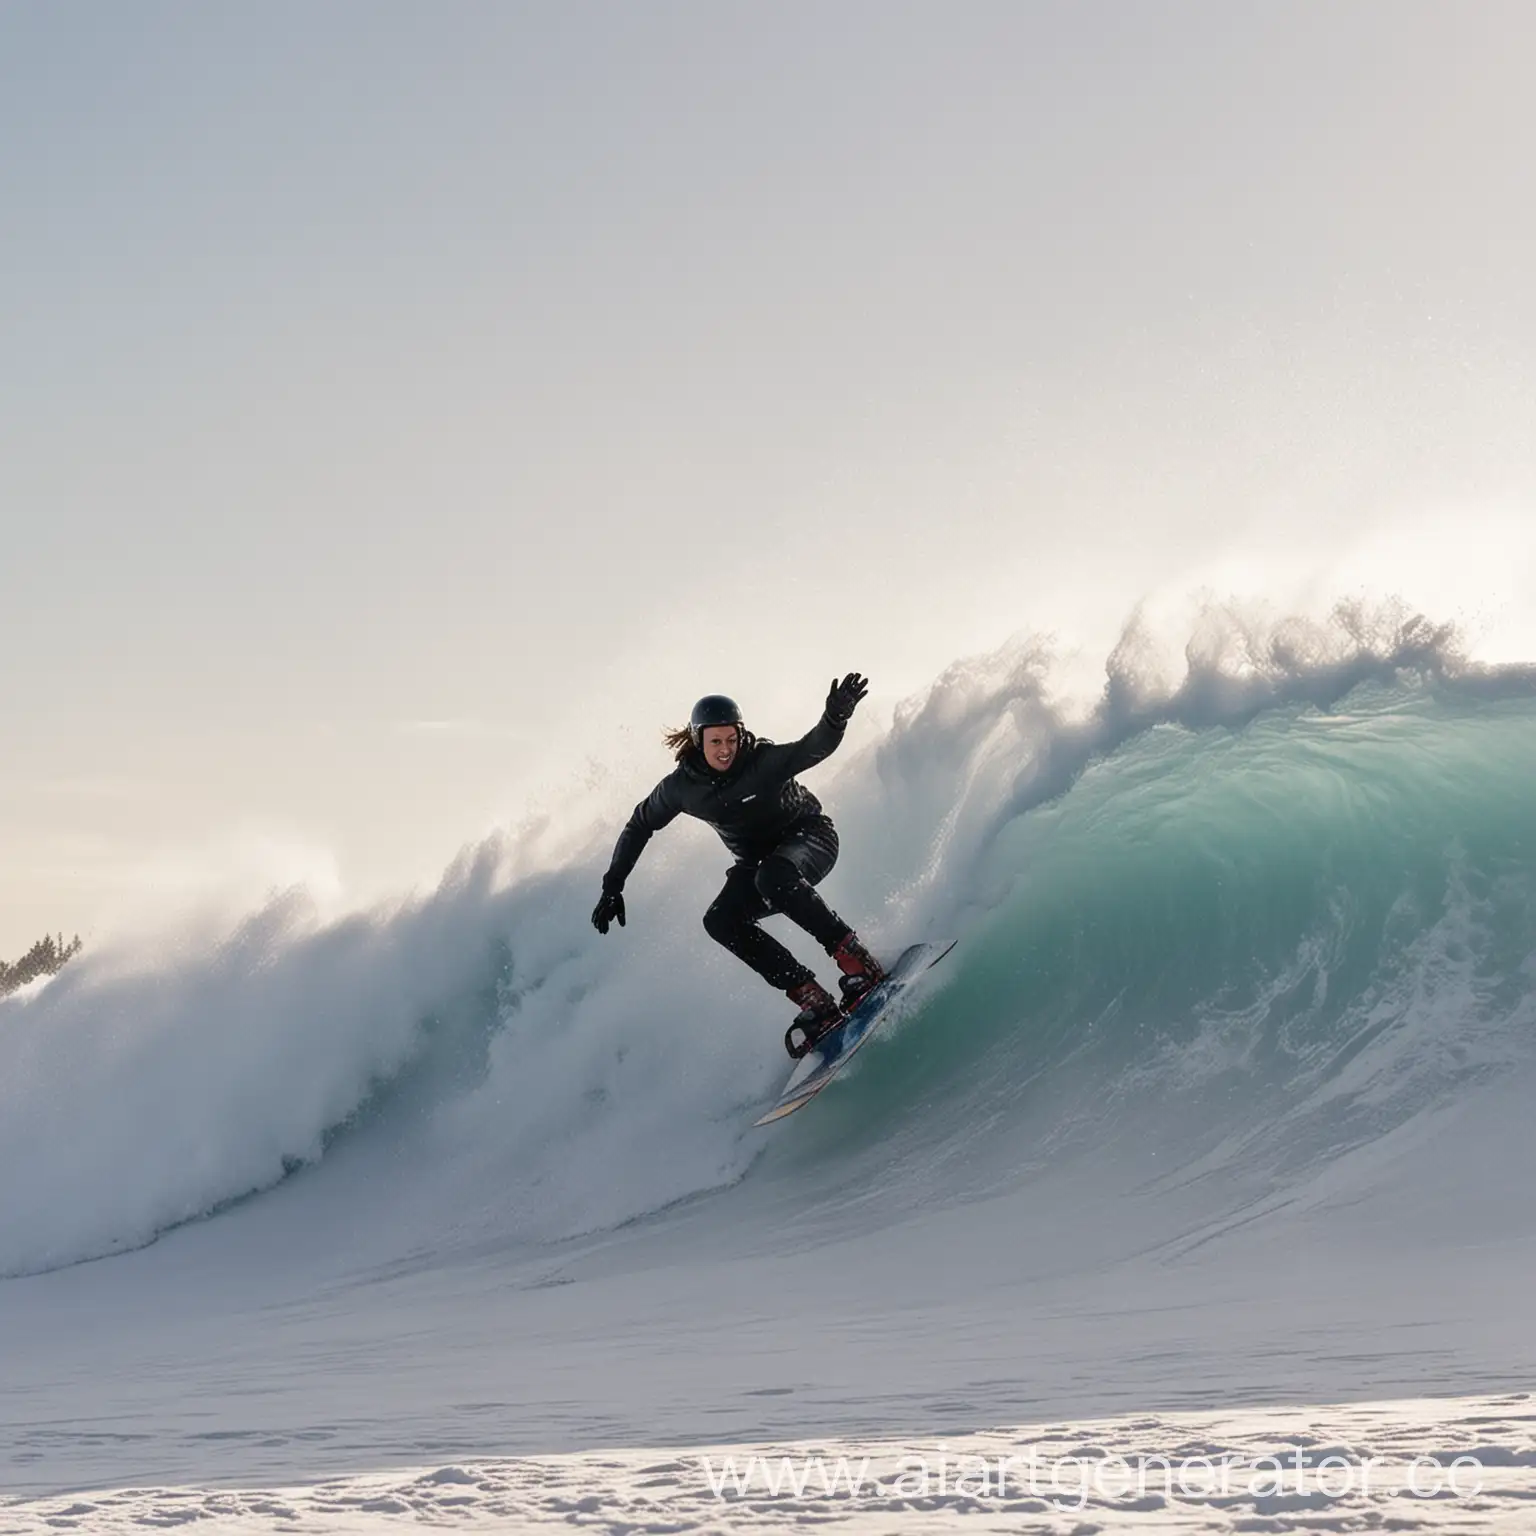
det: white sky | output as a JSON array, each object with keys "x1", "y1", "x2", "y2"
[{"x1": 3, "y1": 1, "x2": 1534, "y2": 953}]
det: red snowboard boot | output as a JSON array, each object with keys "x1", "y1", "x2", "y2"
[{"x1": 831, "y1": 931, "x2": 886, "y2": 1005}]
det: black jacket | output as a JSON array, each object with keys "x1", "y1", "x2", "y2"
[{"x1": 602, "y1": 714, "x2": 848, "y2": 891}]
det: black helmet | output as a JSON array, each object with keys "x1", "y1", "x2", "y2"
[{"x1": 689, "y1": 694, "x2": 744, "y2": 748}]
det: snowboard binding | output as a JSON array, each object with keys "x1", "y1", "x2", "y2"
[
  {"x1": 784, "y1": 1013, "x2": 846, "y2": 1060},
  {"x1": 784, "y1": 979, "x2": 845, "y2": 1060}
]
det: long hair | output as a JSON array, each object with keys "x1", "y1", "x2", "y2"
[{"x1": 662, "y1": 723, "x2": 755, "y2": 763}]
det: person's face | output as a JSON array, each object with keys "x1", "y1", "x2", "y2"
[{"x1": 701, "y1": 725, "x2": 740, "y2": 771}]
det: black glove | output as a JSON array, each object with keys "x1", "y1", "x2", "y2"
[
  {"x1": 591, "y1": 888, "x2": 626, "y2": 934},
  {"x1": 824, "y1": 671, "x2": 870, "y2": 727}
]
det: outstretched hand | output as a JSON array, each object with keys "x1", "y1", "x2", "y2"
[
  {"x1": 825, "y1": 672, "x2": 870, "y2": 727},
  {"x1": 591, "y1": 889, "x2": 626, "y2": 934}
]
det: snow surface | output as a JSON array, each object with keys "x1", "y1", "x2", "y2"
[{"x1": 5, "y1": 1393, "x2": 1535, "y2": 1532}]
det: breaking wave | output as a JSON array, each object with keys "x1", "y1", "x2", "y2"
[{"x1": 4, "y1": 601, "x2": 1535, "y2": 1278}]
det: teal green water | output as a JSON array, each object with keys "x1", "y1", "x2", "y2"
[{"x1": 782, "y1": 683, "x2": 1536, "y2": 1192}]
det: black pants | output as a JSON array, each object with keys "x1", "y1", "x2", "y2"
[{"x1": 702, "y1": 816, "x2": 850, "y2": 990}]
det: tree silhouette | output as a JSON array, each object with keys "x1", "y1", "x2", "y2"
[{"x1": 0, "y1": 932, "x2": 83, "y2": 997}]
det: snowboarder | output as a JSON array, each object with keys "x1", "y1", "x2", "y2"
[{"x1": 591, "y1": 674, "x2": 884, "y2": 1055}]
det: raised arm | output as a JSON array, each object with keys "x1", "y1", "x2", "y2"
[{"x1": 767, "y1": 672, "x2": 871, "y2": 776}]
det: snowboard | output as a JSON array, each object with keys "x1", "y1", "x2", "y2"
[{"x1": 752, "y1": 940, "x2": 957, "y2": 1126}]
